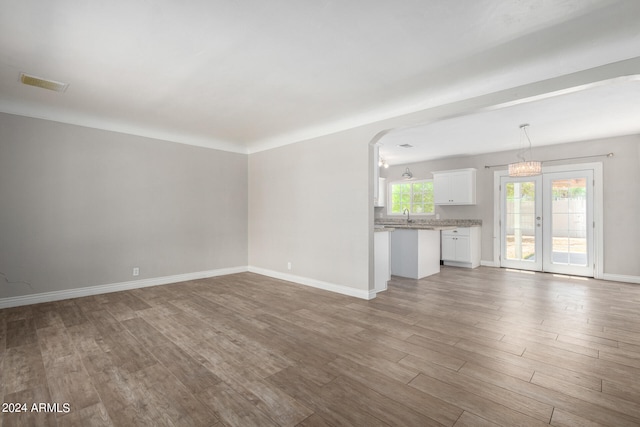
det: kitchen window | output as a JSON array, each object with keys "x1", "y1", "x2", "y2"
[{"x1": 388, "y1": 179, "x2": 434, "y2": 215}]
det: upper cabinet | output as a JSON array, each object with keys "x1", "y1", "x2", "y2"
[
  {"x1": 373, "y1": 144, "x2": 380, "y2": 205},
  {"x1": 433, "y1": 168, "x2": 476, "y2": 205},
  {"x1": 374, "y1": 177, "x2": 386, "y2": 207}
]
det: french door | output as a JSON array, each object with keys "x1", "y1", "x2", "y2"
[{"x1": 500, "y1": 168, "x2": 594, "y2": 276}]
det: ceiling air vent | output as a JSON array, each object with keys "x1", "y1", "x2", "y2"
[
  {"x1": 20, "y1": 73, "x2": 69, "y2": 92},
  {"x1": 398, "y1": 144, "x2": 413, "y2": 148}
]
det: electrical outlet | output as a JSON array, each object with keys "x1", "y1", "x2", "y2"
[
  {"x1": 133, "y1": 267, "x2": 139, "y2": 277},
  {"x1": 287, "y1": 262, "x2": 292, "y2": 271}
]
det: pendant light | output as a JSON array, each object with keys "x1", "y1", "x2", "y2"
[
  {"x1": 509, "y1": 124, "x2": 541, "y2": 177},
  {"x1": 401, "y1": 167, "x2": 413, "y2": 180}
]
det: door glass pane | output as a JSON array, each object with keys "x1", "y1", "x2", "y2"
[
  {"x1": 505, "y1": 181, "x2": 536, "y2": 261},
  {"x1": 550, "y1": 178, "x2": 588, "y2": 266}
]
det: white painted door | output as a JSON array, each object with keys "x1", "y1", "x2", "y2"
[
  {"x1": 500, "y1": 169, "x2": 595, "y2": 277},
  {"x1": 500, "y1": 175, "x2": 543, "y2": 271},
  {"x1": 542, "y1": 170, "x2": 594, "y2": 276}
]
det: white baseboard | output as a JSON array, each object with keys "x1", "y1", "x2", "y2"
[
  {"x1": 480, "y1": 260, "x2": 500, "y2": 268},
  {"x1": 248, "y1": 266, "x2": 374, "y2": 300},
  {"x1": 0, "y1": 266, "x2": 248, "y2": 309},
  {"x1": 602, "y1": 273, "x2": 640, "y2": 284}
]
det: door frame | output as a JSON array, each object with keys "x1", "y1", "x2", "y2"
[
  {"x1": 542, "y1": 169, "x2": 594, "y2": 276},
  {"x1": 499, "y1": 174, "x2": 543, "y2": 271},
  {"x1": 492, "y1": 162, "x2": 604, "y2": 278}
]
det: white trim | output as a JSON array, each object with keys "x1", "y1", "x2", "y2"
[
  {"x1": 0, "y1": 266, "x2": 248, "y2": 309},
  {"x1": 492, "y1": 171, "x2": 502, "y2": 269},
  {"x1": 248, "y1": 266, "x2": 374, "y2": 300},
  {"x1": 480, "y1": 260, "x2": 500, "y2": 268},
  {"x1": 602, "y1": 274, "x2": 640, "y2": 285},
  {"x1": 493, "y1": 162, "x2": 604, "y2": 278}
]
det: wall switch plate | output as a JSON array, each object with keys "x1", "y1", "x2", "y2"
[
  {"x1": 133, "y1": 267, "x2": 139, "y2": 276},
  {"x1": 287, "y1": 262, "x2": 292, "y2": 270}
]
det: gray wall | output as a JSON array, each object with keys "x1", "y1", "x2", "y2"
[
  {"x1": 0, "y1": 113, "x2": 248, "y2": 298},
  {"x1": 248, "y1": 127, "x2": 372, "y2": 293},
  {"x1": 381, "y1": 134, "x2": 640, "y2": 277}
]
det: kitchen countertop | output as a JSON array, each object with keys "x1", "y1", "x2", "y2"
[
  {"x1": 374, "y1": 226, "x2": 395, "y2": 232},
  {"x1": 375, "y1": 219, "x2": 481, "y2": 232},
  {"x1": 379, "y1": 224, "x2": 457, "y2": 231}
]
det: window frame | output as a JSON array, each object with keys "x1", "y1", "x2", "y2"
[{"x1": 386, "y1": 179, "x2": 435, "y2": 216}]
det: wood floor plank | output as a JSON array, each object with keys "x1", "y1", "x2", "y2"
[
  {"x1": 121, "y1": 317, "x2": 173, "y2": 348},
  {"x1": 95, "y1": 331, "x2": 158, "y2": 374},
  {"x1": 454, "y1": 336, "x2": 526, "y2": 357},
  {"x1": 133, "y1": 363, "x2": 219, "y2": 426},
  {"x1": 460, "y1": 360, "x2": 640, "y2": 427},
  {"x1": 324, "y1": 375, "x2": 443, "y2": 427},
  {"x1": 224, "y1": 374, "x2": 314, "y2": 427},
  {"x1": 55, "y1": 402, "x2": 113, "y2": 427},
  {"x1": 602, "y1": 376, "x2": 640, "y2": 404},
  {"x1": 328, "y1": 356, "x2": 463, "y2": 426},
  {"x1": 37, "y1": 325, "x2": 76, "y2": 368},
  {"x1": 598, "y1": 346, "x2": 640, "y2": 369},
  {"x1": 404, "y1": 357, "x2": 554, "y2": 423},
  {"x1": 5, "y1": 318, "x2": 38, "y2": 348},
  {"x1": 267, "y1": 366, "x2": 390, "y2": 427},
  {"x1": 86, "y1": 309, "x2": 125, "y2": 336},
  {"x1": 501, "y1": 331, "x2": 600, "y2": 358},
  {"x1": 87, "y1": 366, "x2": 143, "y2": 413},
  {"x1": 44, "y1": 353, "x2": 102, "y2": 412},
  {"x1": 150, "y1": 341, "x2": 223, "y2": 393},
  {"x1": 523, "y1": 341, "x2": 640, "y2": 383},
  {"x1": 0, "y1": 315, "x2": 6, "y2": 354},
  {"x1": 56, "y1": 301, "x2": 90, "y2": 327},
  {"x1": 409, "y1": 372, "x2": 550, "y2": 426},
  {"x1": 2, "y1": 267, "x2": 640, "y2": 426},
  {"x1": 453, "y1": 411, "x2": 501, "y2": 427},
  {"x1": 3, "y1": 343, "x2": 47, "y2": 395},
  {"x1": 295, "y1": 413, "x2": 334, "y2": 427},
  {"x1": 340, "y1": 348, "x2": 419, "y2": 384},
  {"x1": 556, "y1": 331, "x2": 619, "y2": 352},
  {"x1": 359, "y1": 330, "x2": 467, "y2": 371},
  {"x1": 1, "y1": 385, "x2": 56, "y2": 427},
  {"x1": 32, "y1": 302, "x2": 65, "y2": 330},
  {"x1": 531, "y1": 371, "x2": 640, "y2": 421},
  {"x1": 198, "y1": 381, "x2": 279, "y2": 427},
  {"x1": 550, "y1": 408, "x2": 610, "y2": 427},
  {"x1": 381, "y1": 330, "x2": 535, "y2": 382}
]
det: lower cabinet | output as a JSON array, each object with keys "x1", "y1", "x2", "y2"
[
  {"x1": 390, "y1": 229, "x2": 441, "y2": 279},
  {"x1": 441, "y1": 227, "x2": 481, "y2": 268},
  {"x1": 374, "y1": 230, "x2": 391, "y2": 292}
]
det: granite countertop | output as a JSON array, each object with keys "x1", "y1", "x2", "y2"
[
  {"x1": 374, "y1": 218, "x2": 481, "y2": 232},
  {"x1": 383, "y1": 224, "x2": 457, "y2": 231}
]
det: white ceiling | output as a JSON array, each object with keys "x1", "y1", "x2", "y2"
[
  {"x1": 1, "y1": 1, "x2": 639, "y2": 159},
  {"x1": 380, "y1": 76, "x2": 640, "y2": 165}
]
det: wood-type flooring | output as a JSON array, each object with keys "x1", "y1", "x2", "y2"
[{"x1": 1, "y1": 267, "x2": 640, "y2": 426}]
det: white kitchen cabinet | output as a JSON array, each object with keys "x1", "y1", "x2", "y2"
[
  {"x1": 373, "y1": 144, "x2": 380, "y2": 205},
  {"x1": 374, "y1": 229, "x2": 391, "y2": 292},
  {"x1": 433, "y1": 168, "x2": 476, "y2": 205},
  {"x1": 374, "y1": 177, "x2": 386, "y2": 207},
  {"x1": 390, "y1": 229, "x2": 441, "y2": 279},
  {"x1": 441, "y1": 227, "x2": 481, "y2": 268}
]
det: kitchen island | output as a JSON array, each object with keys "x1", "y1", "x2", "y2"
[
  {"x1": 390, "y1": 228, "x2": 442, "y2": 279},
  {"x1": 375, "y1": 219, "x2": 481, "y2": 279}
]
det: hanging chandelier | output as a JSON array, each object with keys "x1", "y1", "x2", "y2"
[{"x1": 509, "y1": 124, "x2": 541, "y2": 177}]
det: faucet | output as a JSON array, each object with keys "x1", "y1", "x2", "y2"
[{"x1": 403, "y1": 208, "x2": 411, "y2": 223}]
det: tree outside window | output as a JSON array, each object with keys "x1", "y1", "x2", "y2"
[{"x1": 389, "y1": 180, "x2": 434, "y2": 215}]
